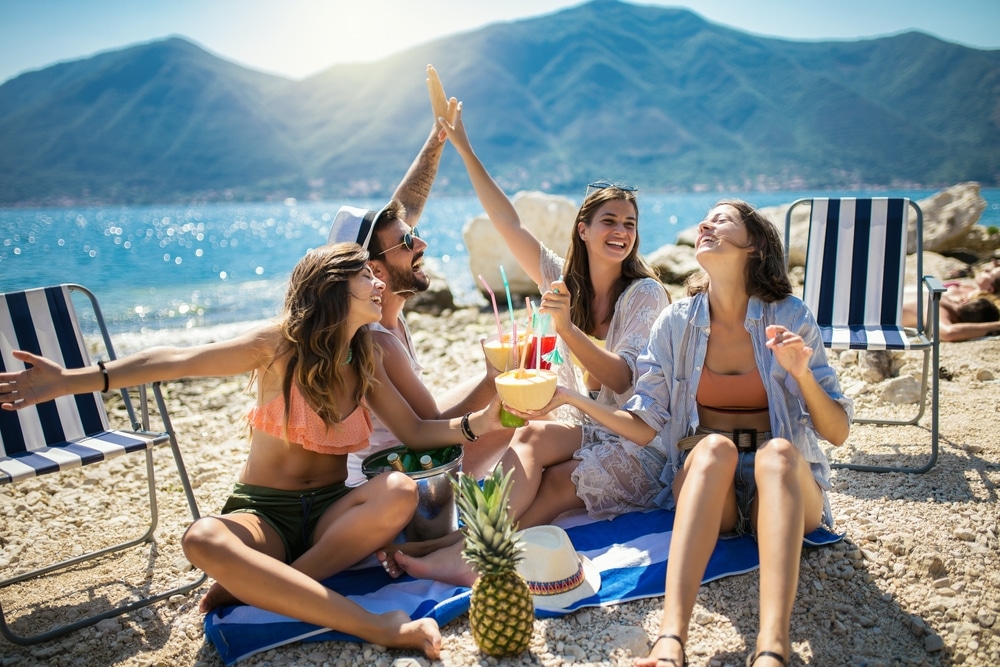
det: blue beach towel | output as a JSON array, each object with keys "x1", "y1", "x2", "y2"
[{"x1": 204, "y1": 509, "x2": 842, "y2": 665}]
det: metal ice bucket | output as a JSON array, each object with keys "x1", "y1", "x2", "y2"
[{"x1": 361, "y1": 445, "x2": 464, "y2": 541}]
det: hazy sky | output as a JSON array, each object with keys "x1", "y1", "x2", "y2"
[{"x1": 2, "y1": 0, "x2": 998, "y2": 84}]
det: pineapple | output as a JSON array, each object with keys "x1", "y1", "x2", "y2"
[{"x1": 453, "y1": 464, "x2": 534, "y2": 656}]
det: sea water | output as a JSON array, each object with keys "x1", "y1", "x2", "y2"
[{"x1": 2, "y1": 189, "x2": 998, "y2": 351}]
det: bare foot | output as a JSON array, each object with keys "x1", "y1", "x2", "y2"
[
  {"x1": 376, "y1": 550, "x2": 404, "y2": 578},
  {"x1": 389, "y1": 530, "x2": 463, "y2": 558},
  {"x1": 198, "y1": 581, "x2": 242, "y2": 613},
  {"x1": 393, "y1": 541, "x2": 477, "y2": 587},
  {"x1": 377, "y1": 530, "x2": 464, "y2": 577},
  {"x1": 377, "y1": 611, "x2": 442, "y2": 660},
  {"x1": 634, "y1": 633, "x2": 685, "y2": 667}
]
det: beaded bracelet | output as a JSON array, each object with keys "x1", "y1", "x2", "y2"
[
  {"x1": 96, "y1": 360, "x2": 110, "y2": 393},
  {"x1": 460, "y1": 412, "x2": 479, "y2": 442}
]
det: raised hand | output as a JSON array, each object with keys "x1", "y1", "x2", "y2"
[
  {"x1": 765, "y1": 324, "x2": 812, "y2": 380},
  {"x1": 426, "y1": 65, "x2": 459, "y2": 142}
]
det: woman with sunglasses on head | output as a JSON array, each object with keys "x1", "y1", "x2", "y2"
[
  {"x1": 0, "y1": 242, "x2": 506, "y2": 661},
  {"x1": 439, "y1": 104, "x2": 669, "y2": 413},
  {"x1": 508, "y1": 201, "x2": 851, "y2": 666},
  {"x1": 383, "y1": 102, "x2": 674, "y2": 582}
]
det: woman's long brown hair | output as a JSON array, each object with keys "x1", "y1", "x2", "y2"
[{"x1": 277, "y1": 242, "x2": 379, "y2": 429}]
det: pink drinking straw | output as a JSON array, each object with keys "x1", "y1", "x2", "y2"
[
  {"x1": 478, "y1": 274, "x2": 504, "y2": 343},
  {"x1": 510, "y1": 321, "x2": 518, "y2": 371}
]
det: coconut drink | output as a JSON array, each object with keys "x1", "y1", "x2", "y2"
[
  {"x1": 495, "y1": 368, "x2": 558, "y2": 411},
  {"x1": 483, "y1": 333, "x2": 524, "y2": 371}
]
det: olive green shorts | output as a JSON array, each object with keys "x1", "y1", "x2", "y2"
[{"x1": 221, "y1": 481, "x2": 351, "y2": 562}]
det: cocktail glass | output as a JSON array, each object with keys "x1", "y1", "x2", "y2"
[{"x1": 524, "y1": 334, "x2": 557, "y2": 370}]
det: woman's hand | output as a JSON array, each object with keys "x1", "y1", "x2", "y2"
[
  {"x1": 478, "y1": 336, "x2": 501, "y2": 383},
  {"x1": 539, "y1": 278, "x2": 572, "y2": 336},
  {"x1": 0, "y1": 350, "x2": 68, "y2": 410},
  {"x1": 765, "y1": 324, "x2": 812, "y2": 380},
  {"x1": 471, "y1": 392, "x2": 508, "y2": 435},
  {"x1": 436, "y1": 101, "x2": 474, "y2": 157},
  {"x1": 501, "y1": 386, "x2": 572, "y2": 421}
]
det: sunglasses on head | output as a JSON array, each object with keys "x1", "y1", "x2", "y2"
[
  {"x1": 375, "y1": 228, "x2": 420, "y2": 256},
  {"x1": 586, "y1": 180, "x2": 639, "y2": 198}
]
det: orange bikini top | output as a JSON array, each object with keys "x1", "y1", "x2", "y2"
[
  {"x1": 696, "y1": 366, "x2": 769, "y2": 414},
  {"x1": 247, "y1": 383, "x2": 372, "y2": 455}
]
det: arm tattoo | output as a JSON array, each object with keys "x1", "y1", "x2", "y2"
[{"x1": 393, "y1": 127, "x2": 445, "y2": 226}]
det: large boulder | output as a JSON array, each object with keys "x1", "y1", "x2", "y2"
[
  {"x1": 918, "y1": 182, "x2": 991, "y2": 256},
  {"x1": 646, "y1": 244, "x2": 701, "y2": 284},
  {"x1": 464, "y1": 190, "x2": 577, "y2": 298},
  {"x1": 403, "y1": 259, "x2": 456, "y2": 315}
]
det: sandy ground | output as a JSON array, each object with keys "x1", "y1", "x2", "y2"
[{"x1": 1, "y1": 305, "x2": 998, "y2": 667}]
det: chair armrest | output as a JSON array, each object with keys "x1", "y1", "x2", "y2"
[{"x1": 923, "y1": 275, "x2": 946, "y2": 298}]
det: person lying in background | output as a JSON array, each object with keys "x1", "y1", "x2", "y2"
[{"x1": 902, "y1": 265, "x2": 1000, "y2": 341}]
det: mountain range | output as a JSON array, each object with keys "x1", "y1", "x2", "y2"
[{"x1": 1, "y1": 0, "x2": 998, "y2": 206}]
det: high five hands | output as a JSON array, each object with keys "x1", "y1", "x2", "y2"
[{"x1": 426, "y1": 65, "x2": 459, "y2": 142}]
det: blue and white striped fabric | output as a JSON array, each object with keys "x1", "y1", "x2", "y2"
[
  {"x1": 203, "y1": 509, "x2": 843, "y2": 665},
  {"x1": 0, "y1": 285, "x2": 165, "y2": 485},
  {"x1": 802, "y1": 198, "x2": 916, "y2": 350}
]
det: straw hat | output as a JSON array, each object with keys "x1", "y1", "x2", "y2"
[
  {"x1": 515, "y1": 525, "x2": 601, "y2": 611},
  {"x1": 327, "y1": 204, "x2": 390, "y2": 250}
]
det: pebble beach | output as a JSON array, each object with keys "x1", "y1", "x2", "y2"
[{"x1": 1, "y1": 299, "x2": 998, "y2": 666}]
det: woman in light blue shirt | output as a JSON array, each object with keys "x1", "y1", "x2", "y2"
[{"x1": 514, "y1": 200, "x2": 852, "y2": 667}]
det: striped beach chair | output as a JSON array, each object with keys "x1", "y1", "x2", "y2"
[
  {"x1": 0, "y1": 284, "x2": 204, "y2": 645},
  {"x1": 784, "y1": 198, "x2": 944, "y2": 473}
]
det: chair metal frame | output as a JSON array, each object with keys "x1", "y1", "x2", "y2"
[
  {"x1": 0, "y1": 284, "x2": 205, "y2": 645},
  {"x1": 785, "y1": 198, "x2": 944, "y2": 474}
]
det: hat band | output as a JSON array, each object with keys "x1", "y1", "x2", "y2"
[
  {"x1": 357, "y1": 209, "x2": 378, "y2": 249},
  {"x1": 525, "y1": 560, "x2": 585, "y2": 597}
]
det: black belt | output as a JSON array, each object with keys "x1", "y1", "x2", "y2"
[
  {"x1": 731, "y1": 428, "x2": 771, "y2": 451},
  {"x1": 678, "y1": 427, "x2": 772, "y2": 452}
]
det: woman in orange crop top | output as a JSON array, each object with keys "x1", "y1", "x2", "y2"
[{"x1": 0, "y1": 242, "x2": 504, "y2": 660}]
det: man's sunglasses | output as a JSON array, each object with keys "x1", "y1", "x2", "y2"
[
  {"x1": 585, "y1": 180, "x2": 639, "y2": 197},
  {"x1": 375, "y1": 228, "x2": 420, "y2": 256}
]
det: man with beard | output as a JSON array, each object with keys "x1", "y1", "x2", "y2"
[{"x1": 328, "y1": 122, "x2": 508, "y2": 486}]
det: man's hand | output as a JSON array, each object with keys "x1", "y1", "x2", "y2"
[{"x1": 426, "y1": 65, "x2": 458, "y2": 141}]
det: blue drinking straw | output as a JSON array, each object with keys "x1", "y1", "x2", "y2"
[{"x1": 499, "y1": 265, "x2": 516, "y2": 332}]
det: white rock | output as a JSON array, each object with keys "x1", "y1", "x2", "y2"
[
  {"x1": 465, "y1": 190, "x2": 577, "y2": 298},
  {"x1": 647, "y1": 244, "x2": 701, "y2": 284},
  {"x1": 879, "y1": 375, "x2": 921, "y2": 404}
]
